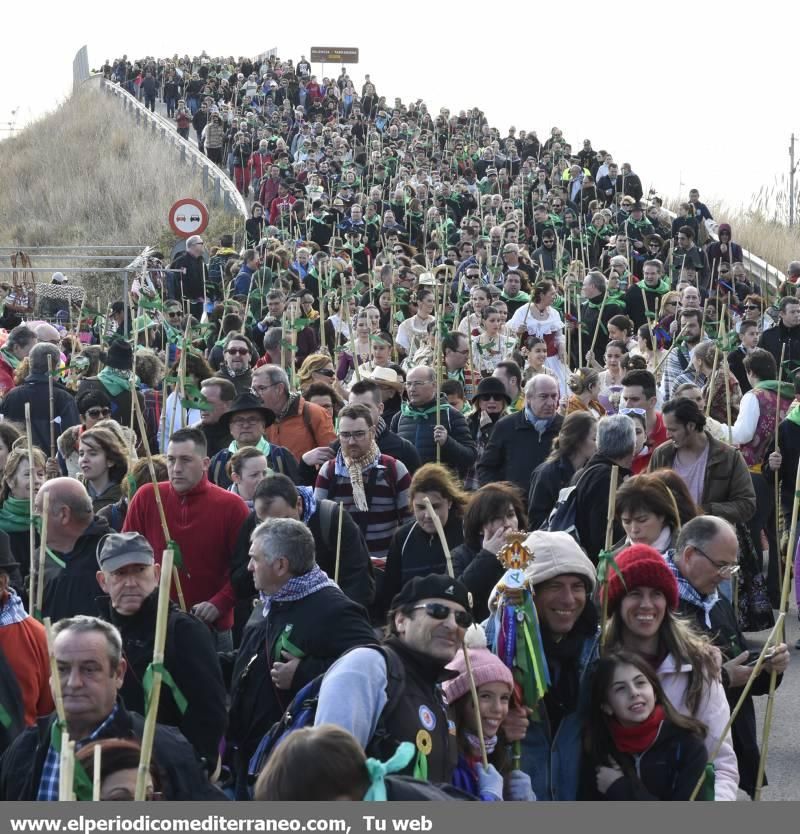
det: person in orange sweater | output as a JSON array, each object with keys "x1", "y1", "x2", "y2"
[
  {"x1": 252, "y1": 365, "x2": 336, "y2": 462},
  {"x1": 123, "y1": 427, "x2": 250, "y2": 652},
  {"x1": 0, "y1": 541, "x2": 54, "y2": 728}
]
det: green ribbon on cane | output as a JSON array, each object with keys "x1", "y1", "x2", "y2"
[
  {"x1": 596, "y1": 550, "x2": 628, "y2": 592},
  {"x1": 142, "y1": 662, "x2": 189, "y2": 716},
  {"x1": 166, "y1": 540, "x2": 184, "y2": 570},
  {"x1": 0, "y1": 703, "x2": 12, "y2": 729},
  {"x1": 49, "y1": 720, "x2": 94, "y2": 801}
]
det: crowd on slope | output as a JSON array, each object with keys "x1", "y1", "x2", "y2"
[{"x1": 0, "y1": 48, "x2": 798, "y2": 803}]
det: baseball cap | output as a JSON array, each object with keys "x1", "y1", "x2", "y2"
[{"x1": 97, "y1": 532, "x2": 155, "y2": 573}]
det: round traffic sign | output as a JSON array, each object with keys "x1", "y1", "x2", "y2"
[{"x1": 168, "y1": 198, "x2": 209, "y2": 238}]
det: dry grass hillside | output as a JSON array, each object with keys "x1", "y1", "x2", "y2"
[{"x1": 0, "y1": 84, "x2": 237, "y2": 251}]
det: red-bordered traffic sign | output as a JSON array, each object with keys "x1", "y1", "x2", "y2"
[{"x1": 169, "y1": 198, "x2": 209, "y2": 238}]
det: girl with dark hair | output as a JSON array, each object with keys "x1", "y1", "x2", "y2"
[
  {"x1": 452, "y1": 482, "x2": 526, "y2": 620},
  {"x1": 78, "y1": 427, "x2": 130, "y2": 512},
  {"x1": 580, "y1": 651, "x2": 708, "y2": 800}
]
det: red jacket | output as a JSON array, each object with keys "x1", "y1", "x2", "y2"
[
  {"x1": 269, "y1": 194, "x2": 297, "y2": 226},
  {"x1": 0, "y1": 613, "x2": 54, "y2": 725},
  {"x1": 123, "y1": 476, "x2": 250, "y2": 630},
  {"x1": 0, "y1": 356, "x2": 16, "y2": 398},
  {"x1": 632, "y1": 411, "x2": 669, "y2": 474}
]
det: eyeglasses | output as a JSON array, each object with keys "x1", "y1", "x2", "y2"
[
  {"x1": 410, "y1": 602, "x2": 472, "y2": 629},
  {"x1": 253, "y1": 382, "x2": 281, "y2": 394},
  {"x1": 85, "y1": 407, "x2": 111, "y2": 419},
  {"x1": 620, "y1": 407, "x2": 646, "y2": 417},
  {"x1": 339, "y1": 430, "x2": 369, "y2": 441},
  {"x1": 314, "y1": 368, "x2": 335, "y2": 377},
  {"x1": 226, "y1": 347, "x2": 250, "y2": 355},
  {"x1": 694, "y1": 547, "x2": 740, "y2": 577},
  {"x1": 167, "y1": 311, "x2": 181, "y2": 318},
  {"x1": 230, "y1": 414, "x2": 264, "y2": 426},
  {"x1": 743, "y1": 305, "x2": 759, "y2": 311}
]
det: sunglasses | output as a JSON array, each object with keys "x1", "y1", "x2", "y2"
[
  {"x1": 85, "y1": 407, "x2": 111, "y2": 419},
  {"x1": 314, "y1": 368, "x2": 335, "y2": 377},
  {"x1": 410, "y1": 602, "x2": 472, "y2": 628},
  {"x1": 620, "y1": 407, "x2": 647, "y2": 417},
  {"x1": 480, "y1": 394, "x2": 505, "y2": 402},
  {"x1": 167, "y1": 311, "x2": 181, "y2": 318},
  {"x1": 226, "y1": 348, "x2": 250, "y2": 355}
]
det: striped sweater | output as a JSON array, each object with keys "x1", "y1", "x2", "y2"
[{"x1": 314, "y1": 454, "x2": 412, "y2": 565}]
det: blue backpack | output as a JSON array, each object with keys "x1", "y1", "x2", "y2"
[{"x1": 246, "y1": 644, "x2": 406, "y2": 784}]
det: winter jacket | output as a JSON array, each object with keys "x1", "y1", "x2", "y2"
[
  {"x1": 168, "y1": 251, "x2": 207, "y2": 301},
  {"x1": 572, "y1": 455, "x2": 630, "y2": 563},
  {"x1": 41, "y1": 516, "x2": 112, "y2": 622},
  {"x1": 266, "y1": 395, "x2": 336, "y2": 462},
  {"x1": 0, "y1": 703, "x2": 226, "y2": 800},
  {"x1": 648, "y1": 431, "x2": 756, "y2": 524},
  {"x1": 380, "y1": 514, "x2": 465, "y2": 612},
  {"x1": 654, "y1": 652, "x2": 739, "y2": 801},
  {"x1": 97, "y1": 592, "x2": 227, "y2": 771},
  {"x1": 452, "y1": 542, "x2": 503, "y2": 622},
  {"x1": 478, "y1": 411, "x2": 563, "y2": 496},
  {"x1": 0, "y1": 355, "x2": 16, "y2": 398},
  {"x1": 390, "y1": 398, "x2": 476, "y2": 479},
  {"x1": 208, "y1": 442, "x2": 299, "y2": 490},
  {"x1": 123, "y1": 477, "x2": 250, "y2": 630},
  {"x1": 579, "y1": 719, "x2": 708, "y2": 800},
  {"x1": 527, "y1": 456, "x2": 576, "y2": 531},
  {"x1": 678, "y1": 595, "x2": 779, "y2": 797},
  {"x1": 227, "y1": 584, "x2": 375, "y2": 791},
  {"x1": 624, "y1": 278, "x2": 671, "y2": 331},
  {"x1": 759, "y1": 322, "x2": 800, "y2": 372},
  {"x1": 0, "y1": 375, "x2": 79, "y2": 454}
]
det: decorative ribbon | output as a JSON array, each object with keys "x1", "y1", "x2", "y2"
[
  {"x1": 49, "y1": 720, "x2": 93, "y2": 801},
  {"x1": 166, "y1": 540, "x2": 184, "y2": 570},
  {"x1": 596, "y1": 549, "x2": 628, "y2": 591},
  {"x1": 0, "y1": 703, "x2": 11, "y2": 729},
  {"x1": 363, "y1": 742, "x2": 415, "y2": 801},
  {"x1": 142, "y1": 662, "x2": 188, "y2": 715}
]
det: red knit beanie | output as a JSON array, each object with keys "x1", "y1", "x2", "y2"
[{"x1": 605, "y1": 544, "x2": 679, "y2": 613}]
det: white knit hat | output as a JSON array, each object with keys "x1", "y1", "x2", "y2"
[{"x1": 522, "y1": 531, "x2": 597, "y2": 593}]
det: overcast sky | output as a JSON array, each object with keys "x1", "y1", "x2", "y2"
[{"x1": 2, "y1": 1, "x2": 797, "y2": 219}]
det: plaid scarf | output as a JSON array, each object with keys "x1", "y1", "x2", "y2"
[
  {"x1": 260, "y1": 565, "x2": 336, "y2": 619},
  {"x1": 336, "y1": 442, "x2": 381, "y2": 512},
  {"x1": 666, "y1": 553, "x2": 719, "y2": 627},
  {"x1": 0, "y1": 589, "x2": 28, "y2": 626}
]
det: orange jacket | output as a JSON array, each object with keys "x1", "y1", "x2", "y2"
[{"x1": 266, "y1": 396, "x2": 336, "y2": 461}]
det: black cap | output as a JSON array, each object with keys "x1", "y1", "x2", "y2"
[
  {"x1": 391, "y1": 574, "x2": 472, "y2": 614},
  {"x1": 471, "y1": 376, "x2": 511, "y2": 405},
  {"x1": 219, "y1": 391, "x2": 275, "y2": 431}
]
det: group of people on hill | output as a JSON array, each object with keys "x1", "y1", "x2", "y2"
[{"x1": 2, "y1": 48, "x2": 799, "y2": 803}]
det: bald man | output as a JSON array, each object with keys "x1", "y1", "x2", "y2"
[{"x1": 36, "y1": 478, "x2": 112, "y2": 622}]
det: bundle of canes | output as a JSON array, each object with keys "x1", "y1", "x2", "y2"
[
  {"x1": 422, "y1": 496, "x2": 487, "y2": 768},
  {"x1": 135, "y1": 547, "x2": 175, "y2": 800}
]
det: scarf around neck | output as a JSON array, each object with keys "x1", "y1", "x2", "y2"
[
  {"x1": 98, "y1": 366, "x2": 136, "y2": 397},
  {"x1": 228, "y1": 435, "x2": 272, "y2": 456},
  {"x1": 608, "y1": 705, "x2": 665, "y2": 754},
  {"x1": 337, "y1": 441, "x2": 381, "y2": 512},
  {"x1": 400, "y1": 400, "x2": 439, "y2": 420},
  {"x1": 666, "y1": 554, "x2": 719, "y2": 627},
  {"x1": 0, "y1": 347, "x2": 19, "y2": 370},
  {"x1": 259, "y1": 564, "x2": 337, "y2": 619},
  {"x1": 786, "y1": 400, "x2": 800, "y2": 427},
  {"x1": 0, "y1": 496, "x2": 32, "y2": 533},
  {"x1": 755, "y1": 379, "x2": 795, "y2": 400}
]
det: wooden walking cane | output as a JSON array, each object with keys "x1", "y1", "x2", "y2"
[
  {"x1": 587, "y1": 287, "x2": 609, "y2": 364},
  {"x1": 135, "y1": 547, "x2": 175, "y2": 801},
  {"x1": 704, "y1": 344, "x2": 721, "y2": 420},
  {"x1": 35, "y1": 493, "x2": 49, "y2": 618},
  {"x1": 434, "y1": 308, "x2": 443, "y2": 465},
  {"x1": 772, "y1": 343, "x2": 787, "y2": 588},
  {"x1": 92, "y1": 744, "x2": 102, "y2": 801},
  {"x1": 653, "y1": 325, "x2": 689, "y2": 377},
  {"x1": 132, "y1": 390, "x2": 186, "y2": 612},
  {"x1": 753, "y1": 424, "x2": 800, "y2": 798},
  {"x1": 25, "y1": 404, "x2": 36, "y2": 607},
  {"x1": 47, "y1": 355, "x2": 56, "y2": 460},
  {"x1": 599, "y1": 466, "x2": 619, "y2": 651},
  {"x1": 423, "y1": 496, "x2": 454, "y2": 579},
  {"x1": 334, "y1": 501, "x2": 344, "y2": 586}
]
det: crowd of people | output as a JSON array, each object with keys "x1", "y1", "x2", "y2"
[{"x1": 1, "y1": 48, "x2": 799, "y2": 803}]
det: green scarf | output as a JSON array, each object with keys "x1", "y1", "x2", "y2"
[
  {"x1": 0, "y1": 348, "x2": 19, "y2": 370},
  {"x1": 227, "y1": 435, "x2": 272, "y2": 456},
  {"x1": 0, "y1": 497, "x2": 31, "y2": 533},
  {"x1": 98, "y1": 366, "x2": 137, "y2": 397},
  {"x1": 501, "y1": 290, "x2": 531, "y2": 303},
  {"x1": 755, "y1": 380, "x2": 795, "y2": 400},
  {"x1": 400, "y1": 401, "x2": 440, "y2": 420},
  {"x1": 785, "y1": 401, "x2": 800, "y2": 427}
]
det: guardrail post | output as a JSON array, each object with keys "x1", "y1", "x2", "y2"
[
  {"x1": 135, "y1": 108, "x2": 140, "y2": 125},
  {"x1": 213, "y1": 176, "x2": 222, "y2": 207},
  {"x1": 202, "y1": 166, "x2": 209, "y2": 191},
  {"x1": 224, "y1": 191, "x2": 232, "y2": 214},
  {"x1": 180, "y1": 144, "x2": 186, "y2": 164}
]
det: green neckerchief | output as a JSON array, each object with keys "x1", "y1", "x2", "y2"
[
  {"x1": 625, "y1": 217, "x2": 653, "y2": 232},
  {"x1": 641, "y1": 278, "x2": 671, "y2": 296},
  {"x1": 587, "y1": 225, "x2": 614, "y2": 240},
  {"x1": 0, "y1": 347, "x2": 19, "y2": 370},
  {"x1": 501, "y1": 290, "x2": 531, "y2": 303},
  {"x1": 754, "y1": 380, "x2": 795, "y2": 400},
  {"x1": 785, "y1": 401, "x2": 800, "y2": 427},
  {"x1": 227, "y1": 435, "x2": 272, "y2": 456},
  {"x1": 0, "y1": 496, "x2": 31, "y2": 533},
  {"x1": 98, "y1": 366, "x2": 137, "y2": 397},
  {"x1": 400, "y1": 401, "x2": 440, "y2": 420}
]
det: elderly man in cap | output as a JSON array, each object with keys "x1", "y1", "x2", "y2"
[
  {"x1": 315, "y1": 574, "x2": 473, "y2": 784},
  {"x1": 95, "y1": 532, "x2": 226, "y2": 772},
  {"x1": 227, "y1": 517, "x2": 375, "y2": 798},
  {"x1": 169, "y1": 235, "x2": 207, "y2": 319},
  {"x1": 0, "y1": 615, "x2": 224, "y2": 800},
  {"x1": 499, "y1": 531, "x2": 599, "y2": 801},
  {"x1": 208, "y1": 390, "x2": 298, "y2": 489}
]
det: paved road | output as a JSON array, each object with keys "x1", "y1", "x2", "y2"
[{"x1": 747, "y1": 608, "x2": 799, "y2": 801}]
